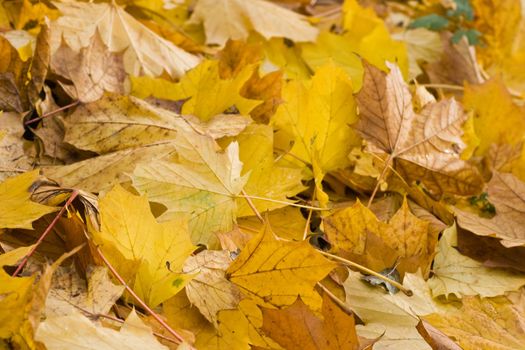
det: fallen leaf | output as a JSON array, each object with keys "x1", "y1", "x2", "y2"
[
  {"x1": 260, "y1": 293, "x2": 360, "y2": 350},
  {"x1": 50, "y1": 0, "x2": 199, "y2": 78},
  {"x1": 183, "y1": 250, "x2": 242, "y2": 325},
  {"x1": 427, "y1": 223, "x2": 525, "y2": 298},
  {"x1": 235, "y1": 124, "x2": 305, "y2": 216},
  {"x1": 356, "y1": 60, "x2": 483, "y2": 197},
  {"x1": 0, "y1": 112, "x2": 32, "y2": 181},
  {"x1": 132, "y1": 133, "x2": 248, "y2": 247},
  {"x1": 226, "y1": 219, "x2": 336, "y2": 309},
  {"x1": 91, "y1": 185, "x2": 195, "y2": 307},
  {"x1": 187, "y1": 0, "x2": 318, "y2": 46},
  {"x1": 0, "y1": 170, "x2": 56, "y2": 229},
  {"x1": 131, "y1": 60, "x2": 261, "y2": 121},
  {"x1": 456, "y1": 172, "x2": 525, "y2": 248},
  {"x1": 36, "y1": 309, "x2": 168, "y2": 350},
  {"x1": 51, "y1": 30, "x2": 126, "y2": 103}
]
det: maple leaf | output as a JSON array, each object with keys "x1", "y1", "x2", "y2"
[
  {"x1": 50, "y1": 0, "x2": 200, "y2": 78},
  {"x1": 183, "y1": 250, "x2": 242, "y2": 325},
  {"x1": 456, "y1": 172, "x2": 525, "y2": 247},
  {"x1": 235, "y1": 124, "x2": 305, "y2": 216},
  {"x1": 91, "y1": 185, "x2": 195, "y2": 307},
  {"x1": 131, "y1": 60, "x2": 261, "y2": 121},
  {"x1": 36, "y1": 309, "x2": 169, "y2": 350},
  {"x1": 427, "y1": 224, "x2": 525, "y2": 298},
  {"x1": 324, "y1": 198, "x2": 437, "y2": 277},
  {"x1": 226, "y1": 220, "x2": 337, "y2": 309},
  {"x1": 187, "y1": 0, "x2": 318, "y2": 46},
  {"x1": 260, "y1": 293, "x2": 360, "y2": 350},
  {"x1": 132, "y1": 132, "x2": 248, "y2": 247},
  {"x1": 0, "y1": 112, "x2": 32, "y2": 181},
  {"x1": 356, "y1": 60, "x2": 484, "y2": 197},
  {"x1": 424, "y1": 295, "x2": 525, "y2": 350},
  {"x1": 51, "y1": 30, "x2": 126, "y2": 103},
  {"x1": 0, "y1": 170, "x2": 56, "y2": 229}
]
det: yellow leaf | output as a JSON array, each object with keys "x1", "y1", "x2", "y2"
[
  {"x1": 50, "y1": 1, "x2": 199, "y2": 78},
  {"x1": 183, "y1": 250, "x2": 242, "y2": 325},
  {"x1": 425, "y1": 295, "x2": 525, "y2": 350},
  {"x1": 131, "y1": 60, "x2": 261, "y2": 121},
  {"x1": 36, "y1": 309, "x2": 168, "y2": 350},
  {"x1": 194, "y1": 308, "x2": 250, "y2": 350},
  {"x1": 235, "y1": 124, "x2": 305, "y2": 216},
  {"x1": 226, "y1": 220, "x2": 336, "y2": 309},
  {"x1": 16, "y1": 0, "x2": 59, "y2": 32},
  {"x1": 0, "y1": 170, "x2": 56, "y2": 229},
  {"x1": 132, "y1": 133, "x2": 248, "y2": 247},
  {"x1": 271, "y1": 63, "x2": 359, "y2": 200},
  {"x1": 187, "y1": 0, "x2": 318, "y2": 46},
  {"x1": 427, "y1": 224, "x2": 525, "y2": 298},
  {"x1": 238, "y1": 206, "x2": 307, "y2": 241},
  {"x1": 301, "y1": 0, "x2": 408, "y2": 91},
  {"x1": 92, "y1": 185, "x2": 195, "y2": 307}
]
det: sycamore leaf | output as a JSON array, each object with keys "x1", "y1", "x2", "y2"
[
  {"x1": 36, "y1": 309, "x2": 168, "y2": 350},
  {"x1": 238, "y1": 206, "x2": 307, "y2": 241},
  {"x1": 194, "y1": 308, "x2": 251, "y2": 350},
  {"x1": 260, "y1": 293, "x2": 360, "y2": 350},
  {"x1": 132, "y1": 133, "x2": 248, "y2": 247},
  {"x1": 226, "y1": 220, "x2": 337, "y2": 309},
  {"x1": 456, "y1": 172, "x2": 525, "y2": 248},
  {"x1": 235, "y1": 124, "x2": 305, "y2": 216},
  {"x1": 427, "y1": 224, "x2": 525, "y2": 298},
  {"x1": 324, "y1": 199, "x2": 436, "y2": 277},
  {"x1": 425, "y1": 295, "x2": 525, "y2": 350},
  {"x1": 91, "y1": 185, "x2": 195, "y2": 308},
  {"x1": 187, "y1": 0, "x2": 318, "y2": 46},
  {"x1": 51, "y1": 30, "x2": 126, "y2": 103},
  {"x1": 183, "y1": 250, "x2": 242, "y2": 325},
  {"x1": 356, "y1": 60, "x2": 484, "y2": 197},
  {"x1": 343, "y1": 270, "x2": 433, "y2": 349},
  {"x1": 0, "y1": 170, "x2": 56, "y2": 229},
  {"x1": 131, "y1": 60, "x2": 261, "y2": 121},
  {"x1": 43, "y1": 142, "x2": 178, "y2": 193},
  {"x1": 50, "y1": 0, "x2": 199, "y2": 78}
]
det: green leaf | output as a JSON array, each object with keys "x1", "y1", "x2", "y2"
[
  {"x1": 451, "y1": 28, "x2": 481, "y2": 45},
  {"x1": 408, "y1": 14, "x2": 449, "y2": 31},
  {"x1": 447, "y1": 0, "x2": 474, "y2": 21}
]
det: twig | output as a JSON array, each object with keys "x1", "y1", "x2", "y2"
[
  {"x1": 316, "y1": 282, "x2": 355, "y2": 315},
  {"x1": 318, "y1": 251, "x2": 413, "y2": 296},
  {"x1": 303, "y1": 208, "x2": 313, "y2": 241},
  {"x1": 238, "y1": 194, "x2": 330, "y2": 211},
  {"x1": 71, "y1": 303, "x2": 180, "y2": 345},
  {"x1": 95, "y1": 246, "x2": 191, "y2": 347},
  {"x1": 12, "y1": 190, "x2": 79, "y2": 277},
  {"x1": 241, "y1": 189, "x2": 264, "y2": 223},
  {"x1": 25, "y1": 100, "x2": 80, "y2": 125}
]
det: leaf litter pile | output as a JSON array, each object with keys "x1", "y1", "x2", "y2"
[{"x1": 2, "y1": 0, "x2": 525, "y2": 349}]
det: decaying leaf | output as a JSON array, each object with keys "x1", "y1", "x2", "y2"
[
  {"x1": 356, "y1": 60, "x2": 483, "y2": 197},
  {"x1": 50, "y1": 0, "x2": 199, "y2": 78}
]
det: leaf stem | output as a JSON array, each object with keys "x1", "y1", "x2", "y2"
[
  {"x1": 316, "y1": 282, "x2": 355, "y2": 315},
  {"x1": 237, "y1": 194, "x2": 329, "y2": 211},
  {"x1": 95, "y1": 246, "x2": 190, "y2": 347},
  {"x1": 419, "y1": 84, "x2": 464, "y2": 91},
  {"x1": 25, "y1": 100, "x2": 80, "y2": 125},
  {"x1": 241, "y1": 189, "x2": 264, "y2": 223},
  {"x1": 318, "y1": 251, "x2": 413, "y2": 296},
  {"x1": 12, "y1": 190, "x2": 79, "y2": 277},
  {"x1": 367, "y1": 155, "x2": 392, "y2": 208}
]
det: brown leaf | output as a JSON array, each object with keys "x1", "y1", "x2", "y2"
[
  {"x1": 0, "y1": 112, "x2": 32, "y2": 181},
  {"x1": 51, "y1": 30, "x2": 126, "y2": 103},
  {"x1": 260, "y1": 294, "x2": 360, "y2": 350},
  {"x1": 416, "y1": 320, "x2": 463, "y2": 350},
  {"x1": 456, "y1": 171, "x2": 525, "y2": 247},
  {"x1": 356, "y1": 60, "x2": 483, "y2": 197}
]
